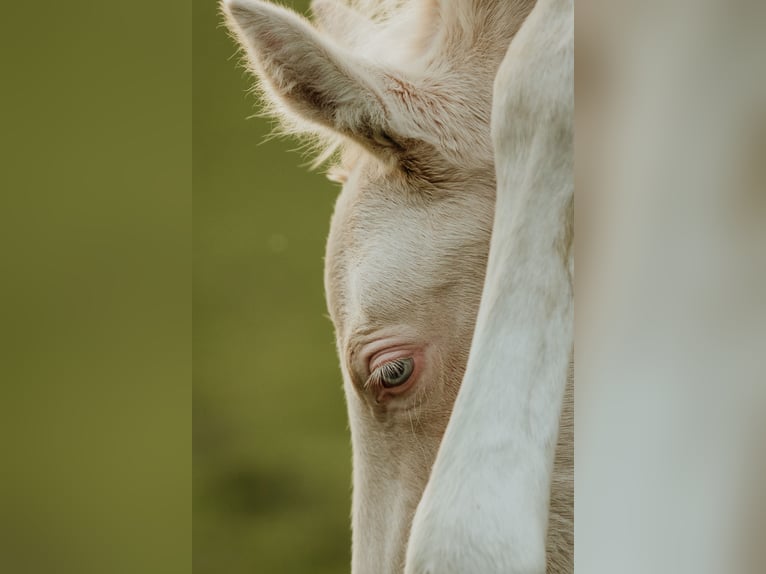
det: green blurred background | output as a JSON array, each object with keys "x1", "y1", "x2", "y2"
[
  {"x1": 0, "y1": 0, "x2": 346, "y2": 571},
  {"x1": 1, "y1": 0, "x2": 190, "y2": 573},
  {"x1": 193, "y1": 1, "x2": 351, "y2": 573}
]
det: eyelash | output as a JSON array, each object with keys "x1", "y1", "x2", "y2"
[{"x1": 365, "y1": 357, "x2": 415, "y2": 391}]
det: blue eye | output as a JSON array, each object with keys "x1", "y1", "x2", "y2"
[{"x1": 379, "y1": 357, "x2": 414, "y2": 388}]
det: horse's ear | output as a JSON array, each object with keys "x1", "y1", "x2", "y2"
[{"x1": 222, "y1": 0, "x2": 402, "y2": 156}]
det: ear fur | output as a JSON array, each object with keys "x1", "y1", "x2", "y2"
[
  {"x1": 310, "y1": 0, "x2": 376, "y2": 47},
  {"x1": 222, "y1": 0, "x2": 403, "y2": 156}
]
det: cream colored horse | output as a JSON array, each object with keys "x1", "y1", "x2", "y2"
[{"x1": 222, "y1": 0, "x2": 573, "y2": 572}]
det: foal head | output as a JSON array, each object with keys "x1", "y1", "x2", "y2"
[{"x1": 223, "y1": 0, "x2": 534, "y2": 571}]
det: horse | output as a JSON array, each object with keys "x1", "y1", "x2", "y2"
[{"x1": 222, "y1": 0, "x2": 573, "y2": 572}]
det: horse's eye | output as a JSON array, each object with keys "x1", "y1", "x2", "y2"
[{"x1": 379, "y1": 357, "x2": 414, "y2": 388}]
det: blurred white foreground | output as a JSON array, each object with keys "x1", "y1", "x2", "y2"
[{"x1": 577, "y1": 1, "x2": 766, "y2": 572}]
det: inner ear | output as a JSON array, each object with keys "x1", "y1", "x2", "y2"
[
  {"x1": 371, "y1": 128, "x2": 405, "y2": 152},
  {"x1": 223, "y1": 0, "x2": 412, "y2": 159}
]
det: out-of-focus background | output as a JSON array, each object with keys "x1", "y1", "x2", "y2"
[
  {"x1": 193, "y1": 1, "x2": 351, "y2": 573},
  {"x1": 1, "y1": 0, "x2": 191, "y2": 573}
]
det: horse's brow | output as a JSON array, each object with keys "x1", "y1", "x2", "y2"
[{"x1": 345, "y1": 326, "x2": 379, "y2": 358}]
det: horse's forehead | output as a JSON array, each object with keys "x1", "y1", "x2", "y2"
[
  {"x1": 328, "y1": 186, "x2": 433, "y2": 322},
  {"x1": 325, "y1": 171, "x2": 493, "y2": 338}
]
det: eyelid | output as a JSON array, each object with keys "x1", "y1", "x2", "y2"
[
  {"x1": 369, "y1": 348, "x2": 415, "y2": 373},
  {"x1": 353, "y1": 338, "x2": 425, "y2": 397}
]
